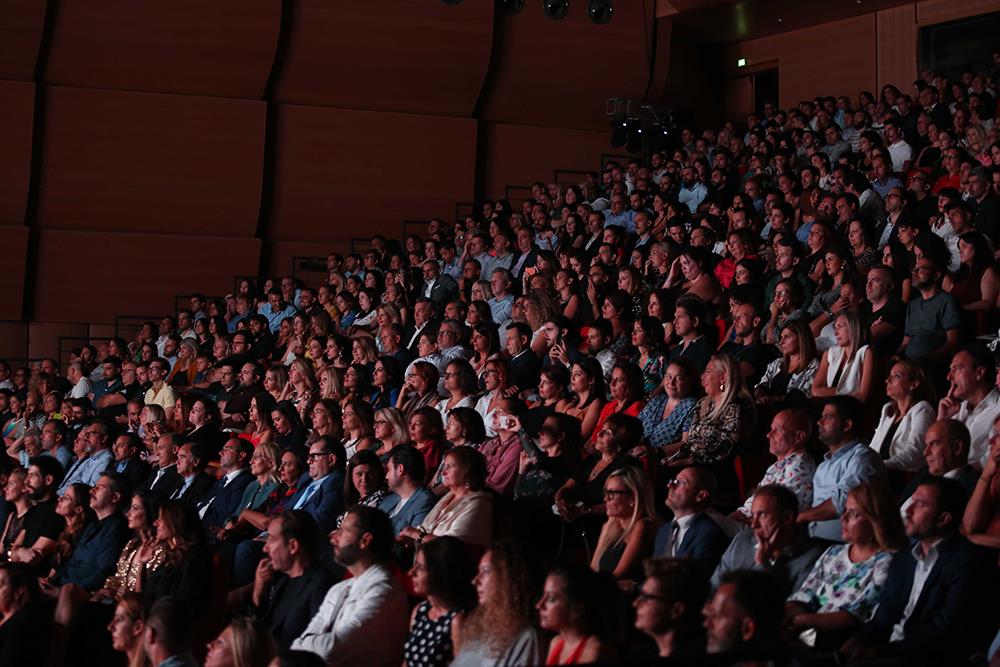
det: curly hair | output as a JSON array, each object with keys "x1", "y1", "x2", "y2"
[{"x1": 460, "y1": 542, "x2": 538, "y2": 657}]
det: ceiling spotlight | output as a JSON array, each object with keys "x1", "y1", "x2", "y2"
[
  {"x1": 543, "y1": 0, "x2": 569, "y2": 20},
  {"x1": 501, "y1": 0, "x2": 524, "y2": 13},
  {"x1": 587, "y1": 0, "x2": 613, "y2": 24},
  {"x1": 626, "y1": 125, "x2": 643, "y2": 153},
  {"x1": 610, "y1": 119, "x2": 628, "y2": 148}
]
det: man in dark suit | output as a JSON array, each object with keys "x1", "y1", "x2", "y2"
[
  {"x1": 199, "y1": 438, "x2": 254, "y2": 534},
  {"x1": 655, "y1": 466, "x2": 730, "y2": 573},
  {"x1": 505, "y1": 322, "x2": 541, "y2": 394},
  {"x1": 843, "y1": 477, "x2": 996, "y2": 664},
  {"x1": 169, "y1": 442, "x2": 215, "y2": 506},
  {"x1": 140, "y1": 434, "x2": 183, "y2": 500},
  {"x1": 106, "y1": 432, "x2": 151, "y2": 491},
  {"x1": 249, "y1": 510, "x2": 336, "y2": 648},
  {"x1": 419, "y1": 260, "x2": 458, "y2": 310}
]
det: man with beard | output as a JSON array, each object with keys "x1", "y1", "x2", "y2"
[
  {"x1": 8, "y1": 456, "x2": 66, "y2": 568},
  {"x1": 702, "y1": 570, "x2": 784, "y2": 665},
  {"x1": 291, "y1": 506, "x2": 408, "y2": 665}
]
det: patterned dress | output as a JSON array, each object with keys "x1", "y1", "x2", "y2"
[
  {"x1": 683, "y1": 396, "x2": 754, "y2": 465},
  {"x1": 404, "y1": 601, "x2": 459, "y2": 667},
  {"x1": 638, "y1": 395, "x2": 696, "y2": 448},
  {"x1": 788, "y1": 544, "x2": 893, "y2": 621}
]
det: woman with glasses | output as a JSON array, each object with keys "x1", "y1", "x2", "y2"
[
  {"x1": 373, "y1": 407, "x2": 409, "y2": 462},
  {"x1": 436, "y1": 359, "x2": 478, "y2": 423},
  {"x1": 591, "y1": 467, "x2": 656, "y2": 581},
  {"x1": 554, "y1": 414, "x2": 642, "y2": 543},
  {"x1": 474, "y1": 359, "x2": 513, "y2": 439}
]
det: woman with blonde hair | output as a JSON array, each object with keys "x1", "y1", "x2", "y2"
[
  {"x1": 662, "y1": 355, "x2": 755, "y2": 499},
  {"x1": 470, "y1": 280, "x2": 494, "y2": 305},
  {"x1": 351, "y1": 336, "x2": 379, "y2": 370},
  {"x1": 372, "y1": 407, "x2": 409, "y2": 462},
  {"x1": 278, "y1": 358, "x2": 318, "y2": 419},
  {"x1": 868, "y1": 359, "x2": 936, "y2": 472},
  {"x1": 204, "y1": 617, "x2": 277, "y2": 667},
  {"x1": 224, "y1": 442, "x2": 281, "y2": 531},
  {"x1": 590, "y1": 466, "x2": 656, "y2": 581},
  {"x1": 450, "y1": 542, "x2": 543, "y2": 666},
  {"x1": 785, "y1": 482, "x2": 905, "y2": 648},
  {"x1": 107, "y1": 592, "x2": 146, "y2": 667},
  {"x1": 812, "y1": 310, "x2": 876, "y2": 404},
  {"x1": 316, "y1": 365, "x2": 343, "y2": 402},
  {"x1": 263, "y1": 366, "x2": 287, "y2": 402},
  {"x1": 166, "y1": 338, "x2": 199, "y2": 387}
]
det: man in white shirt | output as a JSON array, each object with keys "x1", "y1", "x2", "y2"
[
  {"x1": 66, "y1": 362, "x2": 93, "y2": 400},
  {"x1": 884, "y1": 119, "x2": 913, "y2": 174},
  {"x1": 292, "y1": 506, "x2": 408, "y2": 665},
  {"x1": 938, "y1": 344, "x2": 1000, "y2": 468}
]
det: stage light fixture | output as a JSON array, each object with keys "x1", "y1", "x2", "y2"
[
  {"x1": 626, "y1": 125, "x2": 643, "y2": 153},
  {"x1": 610, "y1": 119, "x2": 628, "y2": 148},
  {"x1": 543, "y1": 0, "x2": 569, "y2": 20},
  {"x1": 587, "y1": 0, "x2": 613, "y2": 24},
  {"x1": 501, "y1": 0, "x2": 525, "y2": 14}
]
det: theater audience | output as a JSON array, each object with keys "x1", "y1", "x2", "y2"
[{"x1": 5, "y1": 54, "x2": 1000, "y2": 664}]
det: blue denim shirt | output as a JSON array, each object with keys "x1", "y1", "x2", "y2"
[{"x1": 809, "y1": 440, "x2": 884, "y2": 542}]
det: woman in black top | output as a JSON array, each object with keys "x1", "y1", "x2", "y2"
[
  {"x1": 138, "y1": 500, "x2": 211, "y2": 612},
  {"x1": 0, "y1": 562, "x2": 48, "y2": 667}
]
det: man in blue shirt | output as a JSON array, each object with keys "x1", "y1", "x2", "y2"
[
  {"x1": 257, "y1": 288, "x2": 298, "y2": 333},
  {"x1": 603, "y1": 193, "x2": 636, "y2": 234},
  {"x1": 798, "y1": 396, "x2": 884, "y2": 542}
]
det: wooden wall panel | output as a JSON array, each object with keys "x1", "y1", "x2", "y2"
[
  {"x1": 0, "y1": 322, "x2": 29, "y2": 365},
  {"x1": 32, "y1": 230, "x2": 261, "y2": 322},
  {"x1": 0, "y1": 0, "x2": 47, "y2": 81},
  {"x1": 917, "y1": 0, "x2": 1000, "y2": 25},
  {"x1": 876, "y1": 5, "x2": 918, "y2": 95},
  {"x1": 726, "y1": 14, "x2": 877, "y2": 109},
  {"x1": 0, "y1": 81, "x2": 34, "y2": 227},
  {"x1": 275, "y1": 0, "x2": 493, "y2": 116},
  {"x1": 44, "y1": 0, "x2": 281, "y2": 99},
  {"x1": 27, "y1": 322, "x2": 89, "y2": 363},
  {"x1": 36, "y1": 87, "x2": 266, "y2": 237},
  {"x1": 724, "y1": 76, "x2": 754, "y2": 124},
  {"x1": 481, "y1": 1, "x2": 653, "y2": 131},
  {"x1": 482, "y1": 123, "x2": 613, "y2": 201},
  {"x1": 269, "y1": 105, "x2": 477, "y2": 244},
  {"x1": 0, "y1": 226, "x2": 29, "y2": 320}
]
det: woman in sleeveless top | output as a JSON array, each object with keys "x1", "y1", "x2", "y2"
[
  {"x1": 812, "y1": 311, "x2": 876, "y2": 404},
  {"x1": 537, "y1": 566, "x2": 618, "y2": 665},
  {"x1": 404, "y1": 537, "x2": 475, "y2": 667}
]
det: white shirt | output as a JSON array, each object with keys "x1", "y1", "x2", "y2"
[
  {"x1": 69, "y1": 376, "x2": 93, "y2": 399},
  {"x1": 956, "y1": 387, "x2": 1000, "y2": 468},
  {"x1": 292, "y1": 563, "x2": 408, "y2": 666},
  {"x1": 887, "y1": 140, "x2": 913, "y2": 173},
  {"x1": 669, "y1": 512, "x2": 698, "y2": 556},
  {"x1": 890, "y1": 539, "x2": 943, "y2": 642}
]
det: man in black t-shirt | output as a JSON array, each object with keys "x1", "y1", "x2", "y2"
[{"x1": 9, "y1": 456, "x2": 66, "y2": 569}]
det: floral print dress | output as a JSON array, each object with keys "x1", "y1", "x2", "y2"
[{"x1": 788, "y1": 544, "x2": 893, "y2": 622}]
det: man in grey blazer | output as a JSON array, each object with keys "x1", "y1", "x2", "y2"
[{"x1": 379, "y1": 444, "x2": 437, "y2": 536}]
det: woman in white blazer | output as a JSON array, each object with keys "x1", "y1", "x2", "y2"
[{"x1": 869, "y1": 359, "x2": 937, "y2": 471}]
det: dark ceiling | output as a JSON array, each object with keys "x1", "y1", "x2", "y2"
[{"x1": 664, "y1": 0, "x2": 917, "y2": 43}]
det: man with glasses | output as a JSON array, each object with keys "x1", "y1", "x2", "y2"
[
  {"x1": 655, "y1": 467, "x2": 729, "y2": 573},
  {"x1": 143, "y1": 357, "x2": 176, "y2": 412},
  {"x1": 899, "y1": 256, "x2": 961, "y2": 363},
  {"x1": 932, "y1": 147, "x2": 965, "y2": 194},
  {"x1": 633, "y1": 558, "x2": 710, "y2": 658},
  {"x1": 232, "y1": 437, "x2": 346, "y2": 588}
]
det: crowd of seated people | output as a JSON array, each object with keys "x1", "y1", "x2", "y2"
[{"x1": 1, "y1": 59, "x2": 1000, "y2": 667}]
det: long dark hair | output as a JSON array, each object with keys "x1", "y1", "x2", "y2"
[{"x1": 417, "y1": 535, "x2": 477, "y2": 611}]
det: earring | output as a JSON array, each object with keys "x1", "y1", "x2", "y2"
[{"x1": 720, "y1": 384, "x2": 725, "y2": 392}]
